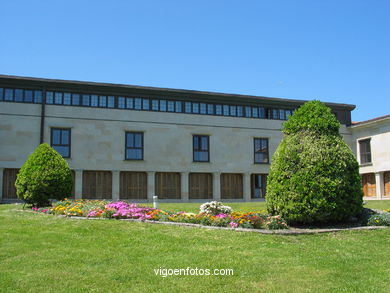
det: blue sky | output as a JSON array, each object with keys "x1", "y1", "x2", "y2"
[{"x1": 0, "y1": 0, "x2": 389, "y2": 122}]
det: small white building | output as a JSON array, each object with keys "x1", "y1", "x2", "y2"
[{"x1": 350, "y1": 115, "x2": 390, "y2": 200}]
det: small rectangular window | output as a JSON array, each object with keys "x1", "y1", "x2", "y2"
[
  {"x1": 193, "y1": 135, "x2": 210, "y2": 162},
  {"x1": 167, "y1": 101, "x2": 175, "y2": 112},
  {"x1": 118, "y1": 97, "x2": 125, "y2": 108},
  {"x1": 54, "y1": 92, "x2": 63, "y2": 104},
  {"x1": 185, "y1": 102, "x2": 192, "y2": 113},
  {"x1": 192, "y1": 103, "x2": 199, "y2": 114},
  {"x1": 142, "y1": 99, "x2": 149, "y2": 110},
  {"x1": 175, "y1": 101, "x2": 182, "y2": 112},
  {"x1": 99, "y1": 96, "x2": 107, "y2": 107},
  {"x1": 51, "y1": 128, "x2": 71, "y2": 158},
  {"x1": 63, "y1": 93, "x2": 71, "y2": 105},
  {"x1": 245, "y1": 106, "x2": 252, "y2": 117},
  {"x1": 254, "y1": 138, "x2": 269, "y2": 164},
  {"x1": 125, "y1": 132, "x2": 144, "y2": 160},
  {"x1": 126, "y1": 97, "x2": 134, "y2": 109},
  {"x1": 34, "y1": 91, "x2": 42, "y2": 103},
  {"x1": 134, "y1": 98, "x2": 142, "y2": 110},
  {"x1": 91, "y1": 95, "x2": 98, "y2": 107},
  {"x1": 280, "y1": 109, "x2": 286, "y2": 120},
  {"x1": 107, "y1": 96, "x2": 115, "y2": 108},
  {"x1": 359, "y1": 139, "x2": 372, "y2": 164},
  {"x1": 259, "y1": 107, "x2": 266, "y2": 118},
  {"x1": 230, "y1": 105, "x2": 237, "y2": 116},
  {"x1": 200, "y1": 103, "x2": 207, "y2": 114},
  {"x1": 207, "y1": 104, "x2": 214, "y2": 115},
  {"x1": 251, "y1": 174, "x2": 267, "y2": 198},
  {"x1": 160, "y1": 100, "x2": 167, "y2": 112},
  {"x1": 152, "y1": 100, "x2": 159, "y2": 111},
  {"x1": 82, "y1": 94, "x2": 90, "y2": 106},
  {"x1": 0, "y1": 88, "x2": 3, "y2": 100},
  {"x1": 252, "y1": 107, "x2": 259, "y2": 118},
  {"x1": 223, "y1": 105, "x2": 230, "y2": 116},
  {"x1": 46, "y1": 91, "x2": 54, "y2": 104},
  {"x1": 72, "y1": 94, "x2": 80, "y2": 105},
  {"x1": 15, "y1": 89, "x2": 23, "y2": 102},
  {"x1": 24, "y1": 90, "x2": 33, "y2": 102},
  {"x1": 216, "y1": 105, "x2": 222, "y2": 115},
  {"x1": 272, "y1": 109, "x2": 279, "y2": 119},
  {"x1": 237, "y1": 106, "x2": 243, "y2": 117}
]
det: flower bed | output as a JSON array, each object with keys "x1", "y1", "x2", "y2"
[{"x1": 32, "y1": 199, "x2": 289, "y2": 230}]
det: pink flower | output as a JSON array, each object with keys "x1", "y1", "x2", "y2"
[
  {"x1": 230, "y1": 222, "x2": 238, "y2": 228},
  {"x1": 215, "y1": 213, "x2": 229, "y2": 218}
]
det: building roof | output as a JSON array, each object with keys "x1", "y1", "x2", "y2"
[
  {"x1": 350, "y1": 114, "x2": 390, "y2": 127},
  {"x1": 0, "y1": 74, "x2": 356, "y2": 110}
]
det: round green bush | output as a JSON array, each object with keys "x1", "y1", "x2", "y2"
[
  {"x1": 15, "y1": 143, "x2": 72, "y2": 207},
  {"x1": 266, "y1": 101, "x2": 363, "y2": 224}
]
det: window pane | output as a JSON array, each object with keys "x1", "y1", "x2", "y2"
[
  {"x1": 193, "y1": 136, "x2": 199, "y2": 149},
  {"x1": 15, "y1": 89, "x2": 23, "y2": 102},
  {"x1": 200, "y1": 103, "x2": 207, "y2": 114},
  {"x1": 99, "y1": 96, "x2": 107, "y2": 107},
  {"x1": 194, "y1": 151, "x2": 208, "y2": 162},
  {"x1": 82, "y1": 94, "x2": 90, "y2": 106},
  {"x1": 54, "y1": 146, "x2": 69, "y2": 158},
  {"x1": 142, "y1": 99, "x2": 149, "y2": 110},
  {"x1": 223, "y1": 105, "x2": 229, "y2": 116},
  {"x1": 192, "y1": 103, "x2": 199, "y2": 113},
  {"x1": 160, "y1": 100, "x2": 167, "y2": 112},
  {"x1": 252, "y1": 107, "x2": 259, "y2": 118},
  {"x1": 207, "y1": 104, "x2": 214, "y2": 115},
  {"x1": 134, "y1": 133, "x2": 143, "y2": 147},
  {"x1": 126, "y1": 133, "x2": 134, "y2": 147},
  {"x1": 286, "y1": 110, "x2": 292, "y2": 119},
  {"x1": 54, "y1": 92, "x2": 63, "y2": 104},
  {"x1": 259, "y1": 107, "x2": 266, "y2": 118},
  {"x1": 201, "y1": 136, "x2": 208, "y2": 150},
  {"x1": 63, "y1": 93, "x2": 71, "y2": 105},
  {"x1": 216, "y1": 105, "x2": 222, "y2": 115},
  {"x1": 175, "y1": 101, "x2": 182, "y2": 112},
  {"x1": 71, "y1": 94, "x2": 80, "y2": 105},
  {"x1": 52, "y1": 130, "x2": 61, "y2": 144},
  {"x1": 61, "y1": 130, "x2": 69, "y2": 144},
  {"x1": 46, "y1": 91, "x2": 54, "y2": 104},
  {"x1": 126, "y1": 97, "x2": 134, "y2": 109},
  {"x1": 280, "y1": 110, "x2": 286, "y2": 120},
  {"x1": 34, "y1": 91, "x2": 42, "y2": 103},
  {"x1": 126, "y1": 149, "x2": 142, "y2": 160},
  {"x1": 134, "y1": 98, "x2": 142, "y2": 110},
  {"x1": 24, "y1": 90, "x2": 33, "y2": 102},
  {"x1": 91, "y1": 95, "x2": 98, "y2": 106},
  {"x1": 152, "y1": 100, "x2": 159, "y2": 111},
  {"x1": 118, "y1": 97, "x2": 125, "y2": 108},
  {"x1": 230, "y1": 105, "x2": 237, "y2": 116},
  {"x1": 237, "y1": 106, "x2": 243, "y2": 117},
  {"x1": 0, "y1": 88, "x2": 3, "y2": 100},
  {"x1": 185, "y1": 102, "x2": 191, "y2": 113},
  {"x1": 5, "y1": 88, "x2": 14, "y2": 101},
  {"x1": 107, "y1": 96, "x2": 115, "y2": 108},
  {"x1": 245, "y1": 107, "x2": 252, "y2": 117},
  {"x1": 167, "y1": 101, "x2": 175, "y2": 112}
]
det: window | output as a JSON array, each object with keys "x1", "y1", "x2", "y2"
[
  {"x1": 192, "y1": 102, "x2": 199, "y2": 114},
  {"x1": 237, "y1": 106, "x2": 243, "y2": 117},
  {"x1": 24, "y1": 90, "x2": 33, "y2": 102},
  {"x1": 107, "y1": 96, "x2": 115, "y2": 108},
  {"x1": 185, "y1": 102, "x2": 191, "y2": 113},
  {"x1": 160, "y1": 100, "x2": 167, "y2": 112},
  {"x1": 223, "y1": 105, "x2": 230, "y2": 116},
  {"x1": 126, "y1": 97, "x2": 134, "y2": 109},
  {"x1": 216, "y1": 105, "x2": 222, "y2": 115},
  {"x1": 251, "y1": 174, "x2": 267, "y2": 198},
  {"x1": 134, "y1": 98, "x2": 142, "y2": 110},
  {"x1": 230, "y1": 105, "x2": 237, "y2": 116},
  {"x1": 207, "y1": 104, "x2": 214, "y2": 115},
  {"x1": 0, "y1": 88, "x2": 3, "y2": 100},
  {"x1": 82, "y1": 94, "x2": 90, "y2": 106},
  {"x1": 51, "y1": 128, "x2": 71, "y2": 158},
  {"x1": 200, "y1": 103, "x2": 207, "y2": 114},
  {"x1": 54, "y1": 92, "x2": 63, "y2": 104},
  {"x1": 359, "y1": 139, "x2": 372, "y2": 164},
  {"x1": 254, "y1": 138, "x2": 269, "y2": 164},
  {"x1": 15, "y1": 89, "x2": 23, "y2": 102},
  {"x1": 193, "y1": 135, "x2": 209, "y2": 162},
  {"x1": 118, "y1": 97, "x2": 125, "y2": 108},
  {"x1": 142, "y1": 99, "x2": 149, "y2": 110},
  {"x1": 125, "y1": 132, "x2": 143, "y2": 160},
  {"x1": 34, "y1": 90, "x2": 43, "y2": 103},
  {"x1": 91, "y1": 95, "x2": 98, "y2": 107},
  {"x1": 63, "y1": 93, "x2": 71, "y2": 105},
  {"x1": 152, "y1": 100, "x2": 159, "y2": 111},
  {"x1": 46, "y1": 91, "x2": 54, "y2": 104},
  {"x1": 167, "y1": 101, "x2": 175, "y2": 112},
  {"x1": 245, "y1": 106, "x2": 252, "y2": 117},
  {"x1": 99, "y1": 95, "x2": 107, "y2": 107}
]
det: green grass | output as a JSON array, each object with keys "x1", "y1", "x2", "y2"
[{"x1": 1, "y1": 202, "x2": 390, "y2": 293}]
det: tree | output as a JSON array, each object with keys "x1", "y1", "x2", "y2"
[
  {"x1": 15, "y1": 143, "x2": 72, "y2": 207},
  {"x1": 266, "y1": 101, "x2": 363, "y2": 224}
]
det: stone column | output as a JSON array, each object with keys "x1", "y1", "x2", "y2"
[
  {"x1": 75, "y1": 170, "x2": 83, "y2": 199},
  {"x1": 243, "y1": 173, "x2": 251, "y2": 202},
  {"x1": 0, "y1": 168, "x2": 4, "y2": 202},
  {"x1": 112, "y1": 171, "x2": 120, "y2": 201},
  {"x1": 375, "y1": 172, "x2": 384, "y2": 199},
  {"x1": 213, "y1": 172, "x2": 221, "y2": 201},
  {"x1": 147, "y1": 172, "x2": 155, "y2": 202},
  {"x1": 181, "y1": 172, "x2": 189, "y2": 202}
]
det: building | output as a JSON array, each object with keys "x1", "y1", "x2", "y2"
[
  {"x1": 350, "y1": 115, "x2": 390, "y2": 199},
  {"x1": 0, "y1": 74, "x2": 375, "y2": 203}
]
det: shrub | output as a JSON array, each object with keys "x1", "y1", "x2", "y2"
[
  {"x1": 15, "y1": 143, "x2": 72, "y2": 207},
  {"x1": 367, "y1": 213, "x2": 390, "y2": 226},
  {"x1": 266, "y1": 101, "x2": 363, "y2": 224},
  {"x1": 200, "y1": 201, "x2": 232, "y2": 215}
]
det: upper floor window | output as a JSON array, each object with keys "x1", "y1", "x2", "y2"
[
  {"x1": 359, "y1": 138, "x2": 372, "y2": 164},
  {"x1": 193, "y1": 135, "x2": 209, "y2": 162},
  {"x1": 126, "y1": 132, "x2": 143, "y2": 160},
  {"x1": 254, "y1": 138, "x2": 269, "y2": 164},
  {"x1": 51, "y1": 128, "x2": 71, "y2": 158}
]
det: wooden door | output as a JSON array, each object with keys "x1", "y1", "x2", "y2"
[
  {"x1": 155, "y1": 172, "x2": 181, "y2": 199},
  {"x1": 362, "y1": 173, "x2": 376, "y2": 197},
  {"x1": 82, "y1": 171, "x2": 112, "y2": 199},
  {"x1": 189, "y1": 173, "x2": 213, "y2": 199},
  {"x1": 221, "y1": 173, "x2": 243, "y2": 199},
  {"x1": 120, "y1": 172, "x2": 147, "y2": 200},
  {"x1": 2, "y1": 169, "x2": 20, "y2": 199},
  {"x1": 384, "y1": 172, "x2": 390, "y2": 196}
]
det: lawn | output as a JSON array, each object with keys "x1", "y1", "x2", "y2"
[{"x1": 1, "y1": 202, "x2": 390, "y2": 293}]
